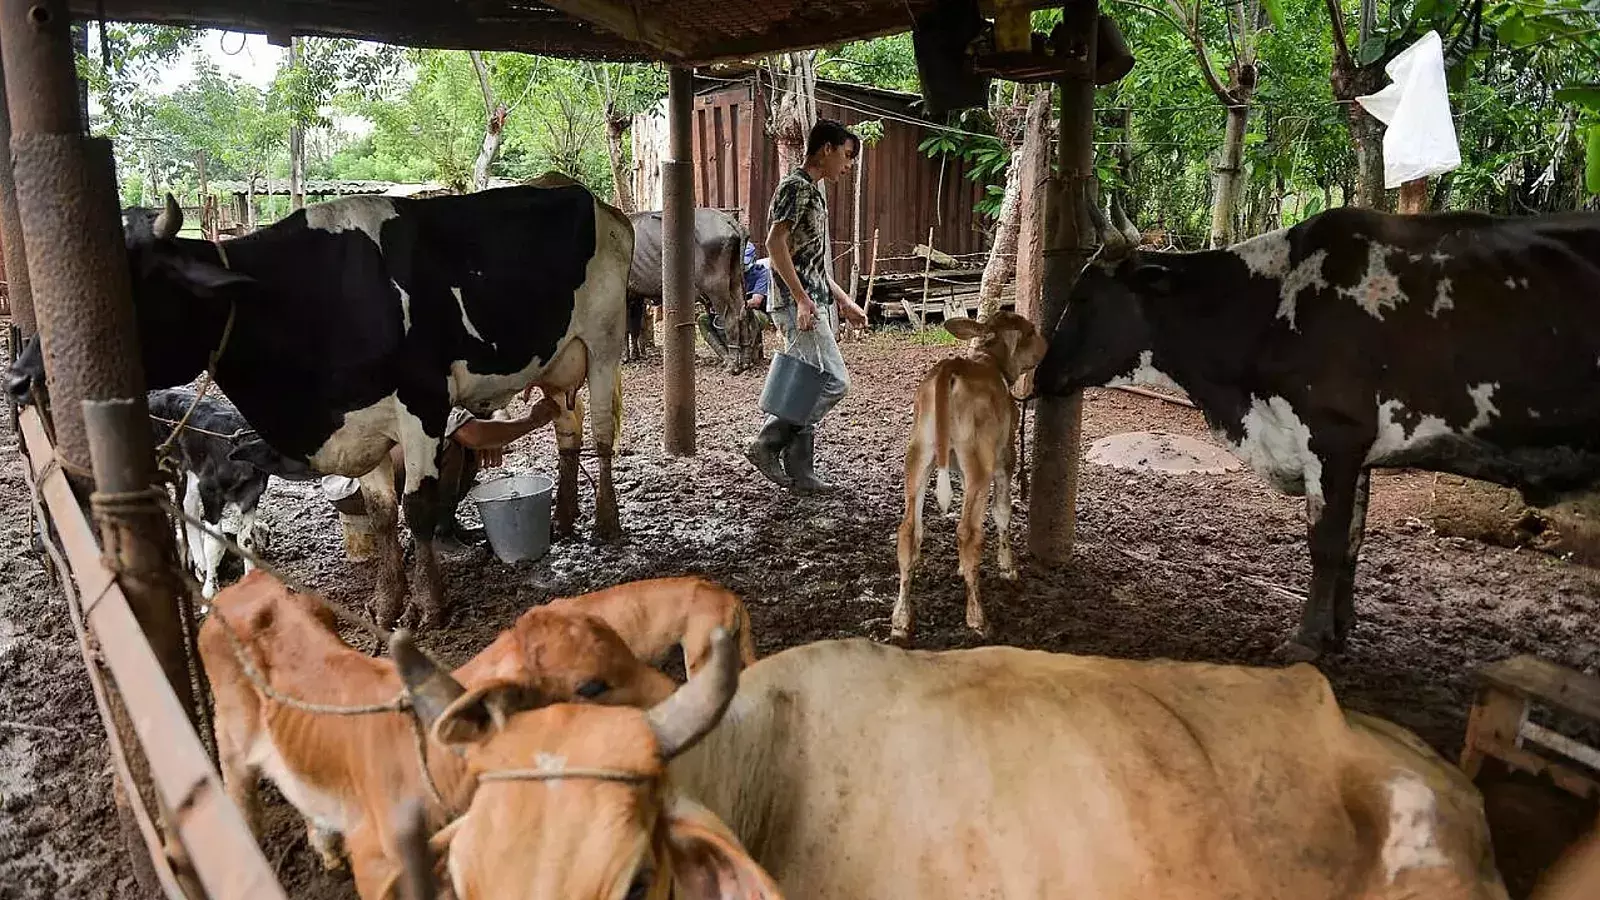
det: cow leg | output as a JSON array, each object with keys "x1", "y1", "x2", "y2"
[
  {"x1": 1279, "y1": 457, "x2": 1361, "y2": 662},
  {"x1": 236, "y1": 509, "x2": 260, "y2": 574},
  {"x1": 401, "y1": 476, "x2": 446, "y2": 627},
  {"x1": 307, "y1": 821, "x2": 344, "y2": 871},
  {"x1": 1334, "y1": 469, "x2": 1371, "y2": 645},
  {"x1": 956, "y1": 443, "x2": 996, "y2": 638},
  {"x1": 357, "y1": 456, "x2": 406, "y2": 629},
  {"x1": 586, "y1": 358, "x2": 624, "y2": 543},
  {"x1": 553, "y1": 389, "x2": 585, "y2": 541},
  {"x1": 992, "y1": 433, "x2": 1018, "y2": 581},
  {"x1": 892, "y1": 436, "x2": 937, "y2": 644}
]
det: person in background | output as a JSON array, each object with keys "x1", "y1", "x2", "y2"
[{"x1": 744, "y1": 119, "x2": 868, "y2": 494}]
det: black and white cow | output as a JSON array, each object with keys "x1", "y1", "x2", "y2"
[
  {"x1": 1032, "y1": 201, "x2": 1600, "y2": 661},
  {"x1": 83, "y1": 177, "x2": 629, "y2": 628},
  {"x1": 146, "y1": 387, "x2": 275, "y2": 600},
  {"x1": 625, "y1": 208, "x2": 752, "y2": 371}
]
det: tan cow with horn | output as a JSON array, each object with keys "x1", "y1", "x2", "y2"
[{"x1": 392, "y1": 632, "x2": 1508, "y2": 900}]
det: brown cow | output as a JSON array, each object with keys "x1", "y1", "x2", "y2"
[
  {"x1": 545, "y1": 575, "x2": 758, "y2": 676},
  {"x1": 199, "y1": 570, "x2": 676, "y2": 899},
  {"x1": 394, "y1": 633, "x2": 1508, "y2": 900},
  {"x1": 894, "y1": 311, "x2": 1047, "y2": 642}
]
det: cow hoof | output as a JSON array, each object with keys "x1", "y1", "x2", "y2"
[
  {"x1": 999, "y1": 566, "x2": 1019, "y2": 581},
  {"x1": 1271, "y1": 638, "x2": 1323, "y2": 664},
  {"x1": 887, "y1": 627, "x2": 913, "y2": 647},
  {"x1": 966, "y1": 619, "x2": 992, "y2": 639}
]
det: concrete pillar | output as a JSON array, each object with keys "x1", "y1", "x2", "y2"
[
  {"x1": 662, "y1": 66, "x2": 696, "y2": 455},
  {"x1": 1028, "y1": 0, "x2": 1098, "y2": 565}
]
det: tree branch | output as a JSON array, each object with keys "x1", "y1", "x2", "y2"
[
  {"x1": 1109, "y1": 0, "x2": 1190, "y2": 34},
  {"x1": 1324, "y1": 0, "x2": 1354, "y2": 70},
  {"x1": 1113, "y1": 0, "x2": 1236, "y2": 103},
  {"x1": 469, "y1": 50, "x2": 496, "y2": 115}
]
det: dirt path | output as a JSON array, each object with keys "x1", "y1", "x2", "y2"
[{"x1": 2, "y1": 330, "x2": 1595, "y2": 897}]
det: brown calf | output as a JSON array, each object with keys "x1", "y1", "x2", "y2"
[
  {"x1": 894, "y1": 312, "x2": 1047, "y2": 642},
  {"x1": 543, "y1": 575, "x2": 758, "y2": 676},
  {"x1": 199, "y1": 570, "x2": 676, "y2": 899}
]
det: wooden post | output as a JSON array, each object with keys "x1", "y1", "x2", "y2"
[
  {"x1": 1398, "y1": 177, "x2": 1428, "y2": 214},
  {"x1": 1028, "y1": 0, "x2": 1097, "y2": 565},
  {"x1": 0, "y1": 50, "x2": 34, "y2": 339},
  {"x1": 288, "y1": 38, "x2": 305, "y2": 211},
  {"x1": 662, "y1": 67, "x2": 696, "y2": 456},
  {"x1": 861, "y1": 227, "x2": 880, "y2": 321}
]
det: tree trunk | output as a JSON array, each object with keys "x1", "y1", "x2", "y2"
[
  {"x1": 767, "y1": 52, "x2": 817, "y2": 174},
  {"x1": 977, "y1": 89, "x2": 1051, "y2": 321},
  {"x1": 604, "y1": 108, "x2": 636, "y2": 213},
  {"x1": 1209, "y1": 101, "x2": 1251, "y2": 246},
  {"x1": 1013, "y1": 86, "x2": 1051, "y2": 323},
  {"x1": 289, "y1": 38, "x2": 306, "y2": 210},
  {"x1": 470, "y1": 51, "x2": 507, "y2": 192}
]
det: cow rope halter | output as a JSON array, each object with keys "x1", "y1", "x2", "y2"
[
  {"x1": 154, "y1": 495, "x2": 454, "y2": 812},
  {"x1": 154, "y1": 242, "x2": 240, "y2": 457}
]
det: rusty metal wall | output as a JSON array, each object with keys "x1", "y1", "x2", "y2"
[{"x1": 690, "y1": 78, "x2": 988, "y2": 281}]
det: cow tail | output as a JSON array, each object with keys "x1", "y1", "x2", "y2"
[
  {"x1": 726, "y1": 230, "x2": 747, "y2": 346},
  {"x1": 934, "y1": 369, "x2": 955, "y2": 515},
  {"x1": 735, "y1": 598, "x2": 758, "y2": 667}
]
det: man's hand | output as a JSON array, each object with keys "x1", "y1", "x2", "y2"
[
  {"x1": 797, "y1": 299, "x2": 817, "y2": 332},
  {"x1": 746, "y1": 292, "x2": 766, "y2": 310},
  {"x1": 840, "y1": 297, "x2": 867, "y2": 327},
  {"x1": 476, "y1": 447, "x2": 506, "y2": 468}
]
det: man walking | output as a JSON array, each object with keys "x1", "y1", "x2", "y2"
[{"x1": 745, "y1": 119, "x2": 868, "y2": 493}]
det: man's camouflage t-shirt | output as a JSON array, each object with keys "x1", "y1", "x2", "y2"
[{"x1": 767, "y1": 168, "x2": 831, "y2": 309}]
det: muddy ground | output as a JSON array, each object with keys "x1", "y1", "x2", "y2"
[{"x1": 1, "y1": 328, "x2": 1596, "y2": 898}]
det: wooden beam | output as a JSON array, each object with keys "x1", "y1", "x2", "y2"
[{"x1": 535, "y1": 0, "x2": 694, "y2": 58}]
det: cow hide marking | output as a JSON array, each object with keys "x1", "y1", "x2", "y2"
[
  {"x1": 1337, "y1": 243, "x2": 1406, "y2": 321},
  {"x1": 1106, "y1": 350, "x2": 1182, "y2": 394},
  {"x1": 1367, "y1": 399, "x2": 1455, "y2": 466},
  {"x1": 1380, "y1": 771, "x2": 1451, "y2": 885},
  {"x1": 1466, "y1": 383, "x2": 1500, "y2": 432},
  {"x1": 1277, "y1": 249, "x2": 1331, "y2": 331},
  {"x1": 1230, "y1": 229, "x2": 1291, "y2": 279},
  {"x1": 1430, "y1": 277, "x2": 1455, "y2": 318},
  {"x1": 303, "y1": 195, "x2": 399, "y2": 245},
  {"x1": 450, "y1": 286, "x2": 489, "y2": 345},
  {"x1": 1226, "y1": 396, "x2": 1323, "y2": 498},
  {"x1": 396, "y1": 281, "x2": 413, "y2": 334}
]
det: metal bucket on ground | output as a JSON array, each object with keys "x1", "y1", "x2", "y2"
[
  {"x1": 466, "y1": 474, "x2": 554, "y2": 565},
  {"x1": 320, "y1": 475, "x2": 376, "y2": 562},
  {"x1": 759, "y1": 351, "x2": 828, "y2": 424}
]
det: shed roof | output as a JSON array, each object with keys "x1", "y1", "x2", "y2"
[{"x1": 67, "y1": 0, "x2": 944, "y2": 64}]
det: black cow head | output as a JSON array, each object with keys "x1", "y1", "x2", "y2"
[
  {"x1": 6, "y1": 331, "x2": 44, "y2": 408},
  {"x1": 123, "y1": 195, "x2": 256, "y2": 389},
  {"x1": 1033, "y1": 193, "x2": 1171, "y2": 397},
  {"x1": 229, "y1": 438, "x2": 317, "y2": 482}
]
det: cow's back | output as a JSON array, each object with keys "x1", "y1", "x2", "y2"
[{"x1": 673, "y1": 639, "x2": 1504, "y2": 900}]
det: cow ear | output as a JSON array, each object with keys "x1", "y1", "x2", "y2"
[
  {"x1": 162, "y1": 255, "x2": 256, "y2": 297},
  {"x1": 661, "y1": 795, "x2": 783, "y2": 900},
  {"x1": 943, "y1": 316, "x2": 985, "y2": 341},
  {"x1": 433, "y1": 680, "x2": 549, "y2": 746}
]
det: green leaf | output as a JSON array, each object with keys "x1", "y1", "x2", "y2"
[
  {"x1": 1555, "y1": 87, "x2": 1600, "y2": 113},
  {"x1": 1588, "y1": 125, "x2": 1600, "y2": 195},
  {"x1": 1356, "y1": 35, "x2": 1389, "y2": 67},
  {"x1": 1260, "y1": 0, "x2": 1285, "y2": 30},
  {"x1": 1495, "y1": 16, "x2": 1539, "y2": 47},
  {"x1": 1305, "y1": 195, "x2": 1325, "y2": 217}
]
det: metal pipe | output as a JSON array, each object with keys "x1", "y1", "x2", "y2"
[
  {"x1": 662, "y1": 66, "x2": 696, "y2": 455},
  {"x1": 1028, "y1": 0, "x2": 1098, "y2": 565}
]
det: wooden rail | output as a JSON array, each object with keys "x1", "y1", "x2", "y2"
[{"x1": 19, "y1": 406, "x2": 288, "y2": 899}]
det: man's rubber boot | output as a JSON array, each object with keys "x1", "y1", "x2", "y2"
[
  {"x1": 784, "y1": 425, "x2": 838, "y2": 494},
  {"x1": 745, "y1": 415, "x2": 797, "y2": 487}
]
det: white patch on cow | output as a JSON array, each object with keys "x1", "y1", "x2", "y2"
[
  {"x1": 534, "y1": 752, "x2": 567, "y2": 773},
  {"x1": 1338, "y1": 243, "x2": 1406, "y2": 320},
  {"x1": 450, "y1": 287, "x2": 487, "y2": 343},
  {"x1": 394, "y1": 282, "x2": 412, "y2": 334},
  {"x1": 1504, "y1": 276, "x2": 1518, "y2": 290},
  {"x1": 1466, "y1": 383, "x2": 1499, "y2": 432},
  {"x1": 1221, "y1": 396, "x2": 1323, "y2": 498},
  {"x1": 1380, "y1": 771, "x2": 1451, "y2": 885},
  {"x1": 1430, "y1": 250, "x2": 1451, "y2": 266},
  {"x1": 1230, "y1": 229, "x2": 1290, "y2": 279},
  {"x1": 394, "y1": 402, "x2": 442, "y2": 494},
  {"x1": 1105, "y1": 350, "x2": 1181, "y2": 393},
  {"x1": 1275, "y1": 249, "x2": 1330, "y2": 330},
  {"x1": 308, "y1": 395, "x2": 404, "y2": 477},
  {"x1": 1366, "y1": 399, "x2": 1456, "y2": 466},
  {"x1": 1430, "y1": 278, "x2": 1454, "y2": 317},
  {"x1": 303, "y1": 195, "x2": 398, "y2": 246}
]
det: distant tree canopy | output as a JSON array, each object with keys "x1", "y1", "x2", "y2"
[{"x1": 80, "y1": 6, "x2": 1597, "y2": 241}]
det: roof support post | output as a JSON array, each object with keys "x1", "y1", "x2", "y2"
[
  {"x1": 0, "y1": 52, "x2": 36, "y2": 339},
  {"x1": 662, "y1": 66, "x2": 696, "y2": 456},
  {"x1": 1028, "y1": 0, "x2": 1098, "y2": 564}
]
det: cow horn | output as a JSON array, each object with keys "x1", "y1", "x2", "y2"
[
  {"x1": 645, "y1": 627, "x2": 739, "y2": 761},
  {"x1": 1110, "y1": 197, "x2": 1142, "y2": 250},
  {"x1": 1082, "y1": 181, "x2": 1126, "y2": 258},
  {"x1": 393, "y1": 797, "x2": 438, "y2": 900},
  {"x1": 152, "y1": 193, "x2": 183, "y2": 240},
  {"x1": 390, "y1": 629, "x2": 466, "y2": 732}
]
